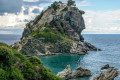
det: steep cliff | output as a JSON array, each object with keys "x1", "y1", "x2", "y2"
[{"x1": 12, "y1": 1, "x2": 98, "y2": 56}]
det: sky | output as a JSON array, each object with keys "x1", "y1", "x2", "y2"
[{"x1": 0, "y1": 0, "x2": 120, "y2": 34}]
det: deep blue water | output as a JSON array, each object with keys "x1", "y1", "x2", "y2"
[
  {"x1": 0, "y1": 34, "x2": 120, "y2": 80},
  {"x1": 0, "y1": 34, "x2": 21, "y2": 45}
]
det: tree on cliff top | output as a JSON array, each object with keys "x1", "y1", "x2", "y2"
[{"x1": 67, "y1": 0, "x2": 76, "y2": 6}]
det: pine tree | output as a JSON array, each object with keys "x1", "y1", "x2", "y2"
[{"x1": 67, "y1": 0, "x2": 75, "y2": 6}]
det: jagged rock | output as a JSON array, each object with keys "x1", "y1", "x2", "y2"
[
  {"x1": 57, "y1": 65, "x2": 91, "y2": 79},
  {"x1": 94, "y1": 67, "x2": 119, "y2": 80},
  {"x1": 12, "y1": 1, "x2": 98, "y2": 56},
  {"x1": 101, "y1": 64, "x2": 110, "y2": 70},
  {"x1": 57, "y1": 65, "x2": 71, "y2": 78}
]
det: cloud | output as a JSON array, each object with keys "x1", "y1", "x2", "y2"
[
  {"x1": 32, "y1": 8, "x2": 40, "y2": 13},
  {"x1": 59, "y1": 0, "x2": 85, "y2": 3},
  {"x1": 0, "y1": 0, "x2": 120, "y2": 34},
  {"x1": 83, "y1": 10, "x2": 120, "y2": 34},
  {"x1": 0, "y1": 0, "x2": 46, "y2": 34},
  {"x1": 0, "y1": 6, "x2": 43, "y2": 30},
  {"x1": 0, "y1": 0, "x2": 23, "y2": 13},
  {"x1": 24, "y1": 0, "x2": 39, "y2": 2},
  {"x1": 76, "y1": 0, "x2": 90, "y2": 7},
  {"x1": 24, "y1": 0, "x2": 51, "y2": 6}
]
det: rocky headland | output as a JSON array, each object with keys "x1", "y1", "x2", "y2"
[{"x1": 12, "y1": 1, "x2": 98, "y2": 56}]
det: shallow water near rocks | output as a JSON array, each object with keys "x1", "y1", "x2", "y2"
[
  {"x1": 41, "y1": 34, "x2": 120, "y2": 80},
  {"x1": 0, "y1": 34, "x2": 120, "y2": 80}
]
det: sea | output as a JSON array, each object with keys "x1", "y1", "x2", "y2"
[{"x1": 0, "y1": 34, "x2": 120, "y2": 80}]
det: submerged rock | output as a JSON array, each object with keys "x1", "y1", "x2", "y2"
[
  {"x1": 57, "y1": 65, "x2": 91, "y2": 79},
  {"x1": 12, "y1": 1, "x2": 98, "y2": 56},
  {"x1": 94, "y1": 65, "x2": 119, "y2": 80}
]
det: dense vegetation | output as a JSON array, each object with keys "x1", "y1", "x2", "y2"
[
  {"x1": 50, "y1": 1, "x2": 59, "y2": 11},
  {"x1": 31, "y1": 23, "x2": 71, "y2": 45},
  {"x1": 62, "y1": 7, "x2": 68, "y2": 11},
  {"x1": 67, "y1": 0, "x2": 75, "y2": 6},
  {"x1": 0, "y1": 43, "x2": 63, "y2": 80}
]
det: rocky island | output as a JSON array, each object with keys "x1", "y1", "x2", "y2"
[
  {"x1": 12, "y1": 0, "x2": 98, "y2": 56},
  {"x1": 0, "y1": 0, "x2": 120, "y2": 80}
]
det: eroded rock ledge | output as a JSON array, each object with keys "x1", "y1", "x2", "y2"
[{"x1": 57, "y1": 65, "x2": 91, "y2": 79}]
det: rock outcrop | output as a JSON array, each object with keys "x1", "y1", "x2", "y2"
[
  {"x1": 12, "y1": 1, "x2": 98, "y2": 56},
  {"x1": 101, "y1": 64, "x2": 110, "y2": 70},
  {"x1": 94, "y1": 65, "x2": 119, "y2": 80},
  {"x1": 57, "y1": 65, "x2": 72, "y2": 79},
  {"x1": 57, "y1": 65, "x2": 91, "y2": 79}
]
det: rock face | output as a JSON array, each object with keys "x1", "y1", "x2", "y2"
[
  {"x1": 12, "y1": 1, "x2": 98, "y2": 56},
  {"x1": 57, "y1": 65, "x2": 91, "y2": 79},
  {"x1": 94, "y1": 65, "x2": 119, "y2": 80}
]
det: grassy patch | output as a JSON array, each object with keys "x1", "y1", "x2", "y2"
[
  {"x1": 31, "y1": 28, "x2": 60, "y2": 43},
  {"x1": 60, "y1": 34, "x2": 72, "y2": 46},
  {"x1": 31, "y1": 27, "x2": 72, "y2": 45}
]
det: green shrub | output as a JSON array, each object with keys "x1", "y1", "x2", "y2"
[
  {"x1": 62, "y1": 7, "x2": 68, "y2": 11},
  {"x1": 67, "y1": 0, "x2": 75, "y2": 6},
  {"x1": 32, "y1": 28, "x2": 60, "y2": 43},
  {"x1": 60, "y1": 34, "x2": 72, "y2": 46},
  {"x1": 28, "y1": 56, "x2": 42, "y2": 65},
  {"x1": 51, "y1": 1, "x2": 59, "y2": 11},
  {"x1": 0, "y1": 47, "x2": 14, "y2": 66},
  {"x1": 0, "y1": 43, "x2": 64, "y2": 80},
  {"x1": 0, "y1": 67, "x2": 25, "y2": 80},
  {"x1": 21, "y1": 61, "x2": 36, "y2": 79},
  {"x1": 41, "y1": 66, "x2": 64, "y2": 80},
  {"x1": 44, "y1": 22, "x2": 49, "y2": 27},
  {"x1": 31, "y1": 27, "x2": 71, "y2": 45}
]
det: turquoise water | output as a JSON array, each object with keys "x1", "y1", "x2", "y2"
[
  {"x1": 41, "y1": 34, "x2": 120, "y2": 80},
  {"x1": 41, "y1": 54, "x2": 90, "y2": 80},
  {"x1": 0, "y1": 34, "x2": 120, "y2": 80}
]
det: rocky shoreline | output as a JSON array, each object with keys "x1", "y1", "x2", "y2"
[{"x1": 57, "y1": 64, "x2": 119, "y2": 80}]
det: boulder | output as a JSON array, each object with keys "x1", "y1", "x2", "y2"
[
  {"x1": 57, "y1": 65, "x2": 91, "y2": 79},
  {"x1": 101, "y1": 64, "x2": 110, "y2": 70},
  {"x1": 94, "y1": 67, "x2": 119, "y2": 80},
  {"x1": 56, "y1": 65, "x2": 71, "y2": 78}
]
